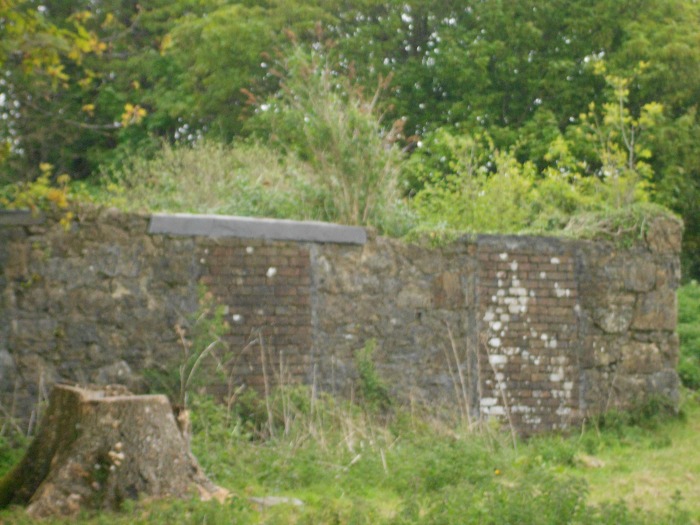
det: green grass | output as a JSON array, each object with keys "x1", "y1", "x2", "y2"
[
  {"x1": 679, "y1": 281, "x2": 700, "y2": 388},
  {"x1": 1, "y1": 388, "x2": 699, "y2": 524},
  {"x1": 570, "y1": 395, "x2": 700, "y2": 515}
]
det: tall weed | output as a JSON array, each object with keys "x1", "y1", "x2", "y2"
[{"x1": 247, "y1": 48, "x2": 413, "y2": 235}]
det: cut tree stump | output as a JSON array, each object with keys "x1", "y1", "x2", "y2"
[{"x1": 0, "y1": 384, "x2": 228, "y2": 518}]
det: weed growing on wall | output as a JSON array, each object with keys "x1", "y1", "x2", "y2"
[
  {"x1": 144, "y1": 287, "x2": 231, "y2": 409},
  {"x1": 354, "y1": 339, "x2": 392, "y2": 412}
]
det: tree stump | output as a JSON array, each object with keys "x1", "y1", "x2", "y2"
[{"x1": 0, "y1": 384, "x2": 227, "y2": 518}]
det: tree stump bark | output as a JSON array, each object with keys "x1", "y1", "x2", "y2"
[{"x1": 0, "y1": 384, "x2": 227, "y2": 518}]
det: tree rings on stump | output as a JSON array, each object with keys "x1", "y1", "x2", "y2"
[{"x1": 0, "y1": 384, "x2": 227, "y2": 518}]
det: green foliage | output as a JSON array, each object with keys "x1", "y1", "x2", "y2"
[
  {"x1": 354, "y1": 339, "x2": 392, "y2": 412},
  {"x1": 406, "y1": 130, "x2": 537, "y2": 235},
  {"x1": 0, "y1": 163, "x2": 74, "y2": 229},
  {"x1": 0, "y1": 436, "x2": 26, "y2": 479},
  {"x1": 561, "y1": 203, "x2": 677, "y2": 246},
  {"x1": 404, "y1": 122, "x2": 661, "y2": 242},
  {"x1": 94, "y1": 48, "x2": 415, "y2": 234},
  {"x1": 678, "y1": 281, "x2": 700, "y2": 389},
  {"x1": 581, "y1": 396, "x2": 680, "y2": 455},
  {"x1": 144, "y1": 286, "x2": 231, "y2": 408},
  {"x1": 248, "y1": 48, "x2": 412, "y2": 233}
]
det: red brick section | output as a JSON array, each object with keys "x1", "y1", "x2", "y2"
[
  {"x1": 477, "y1": 242, "x2": 579, "y2": 433},
  {"x1": 197, "y1": 239, "x2": 312, "y2": 394}
]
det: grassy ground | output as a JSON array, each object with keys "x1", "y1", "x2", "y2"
[
  {"x1": 568, "y1": 393, "x2": 700, "y2": 516},
  {"x1": 0, "y1": 390, "x2": 698, "y2": 524}
]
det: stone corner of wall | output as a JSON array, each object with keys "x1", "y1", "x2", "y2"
[{"x1": 644, "y1": 214, "x2": 684, "y2": 255}]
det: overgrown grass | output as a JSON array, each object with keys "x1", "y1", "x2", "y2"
[
  {"x1": 1, "y1": 387, "x2": 698, "y2": 524},
  {"x1": 679, "y1": 280, "x2": 700, "y2": 389},
  {"x1": 82, "y1": 137, "x2": 414, "y2": 237},
  {"x1": 86, "y1": 141, "x2": 329, "y2": 221}
]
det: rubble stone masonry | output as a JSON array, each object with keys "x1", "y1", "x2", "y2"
[{"x1": 0, "y1": 208, "x2": 682, "y2": 434}]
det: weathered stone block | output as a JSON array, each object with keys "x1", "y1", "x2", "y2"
[
  {"x1": 647, "y1": 369, "x2": 680, "y2": 405},
  {"x1": 432, "y1": 272, "x2": 465, "y2": 309},
  {"x1": 621, "y1": 259, "x2": 657, "y2": 292},
  {"x1": 632, "y1": 289, "x2": 677, "y2": 331},
  {"x1": 620, "y1": 341, "x2": 662, "y2": 374},
  {"x1": 0, "y1": 349, "x2": 18, "y2": 393},
  {"x1": 4, "y1": 242, "x2": 30, "y2": 280},
  {"x1": 591, "y1": 299, "x2": 635, "y2": 334},
  {"x1": 645, "y1": 215, "x2": 683, "y2": 254},
  {"x1": 11, "y1": 318, "x2": 58, "y2": 342}
]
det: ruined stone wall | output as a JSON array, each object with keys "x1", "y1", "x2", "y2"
[{"x1": 0, "y1": 208, "x2": 681, "y2": 434}]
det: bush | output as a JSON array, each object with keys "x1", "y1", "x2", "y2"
[{"x1": 247, "y1": 48, "x2": 413, "y2": 235}]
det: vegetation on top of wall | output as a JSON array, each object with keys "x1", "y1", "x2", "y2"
[
  {"x1": 559, "y1": 202, "x2": 680, "y2": 245},
  {"x1": 34, "y1": 45, "x2": 672, "y2": 248}
]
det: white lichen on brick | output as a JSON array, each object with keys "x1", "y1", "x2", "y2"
[
  {"x1": 549, "y1": 371, "x2": 564, "y2": 382},
  {"x1": 488, "y1": 354, "x2": 507, "y2": 365},
  {"x1": 551, "y1": 257, "x2": 560, "y2": 264},
  {"x1": 485, "y1": 405, "x2": 506, "y2": 416}
]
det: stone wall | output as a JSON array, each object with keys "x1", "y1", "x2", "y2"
[{"x1": 0, "y1": 208, "x2": 682, "y2": 434}]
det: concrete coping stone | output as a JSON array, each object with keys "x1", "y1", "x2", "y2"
[
  {"x1": 0, "y1": 210, "x2": 45, "y2": 226},
  {"x1": 148, "y1": 212, "x2": 367, "y2": 245}
]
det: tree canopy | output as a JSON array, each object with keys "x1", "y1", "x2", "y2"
[{"x1": 2, "y1": 0, "x2": 699, "y2": 276}]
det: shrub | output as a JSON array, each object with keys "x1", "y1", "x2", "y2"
[{"x1": 404, "y1": 124, "x2": 659, "y2": 242}]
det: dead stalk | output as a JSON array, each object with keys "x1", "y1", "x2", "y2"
[
  {"x1": 480, "y1": 335, "x2": 518, "y2": 450},
  {"x1": 445, "y1": 323, "x2": 472, "y2": 426},
  {"x1": 259, "y1": 332, "x2": 275, "y2": 439}
]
